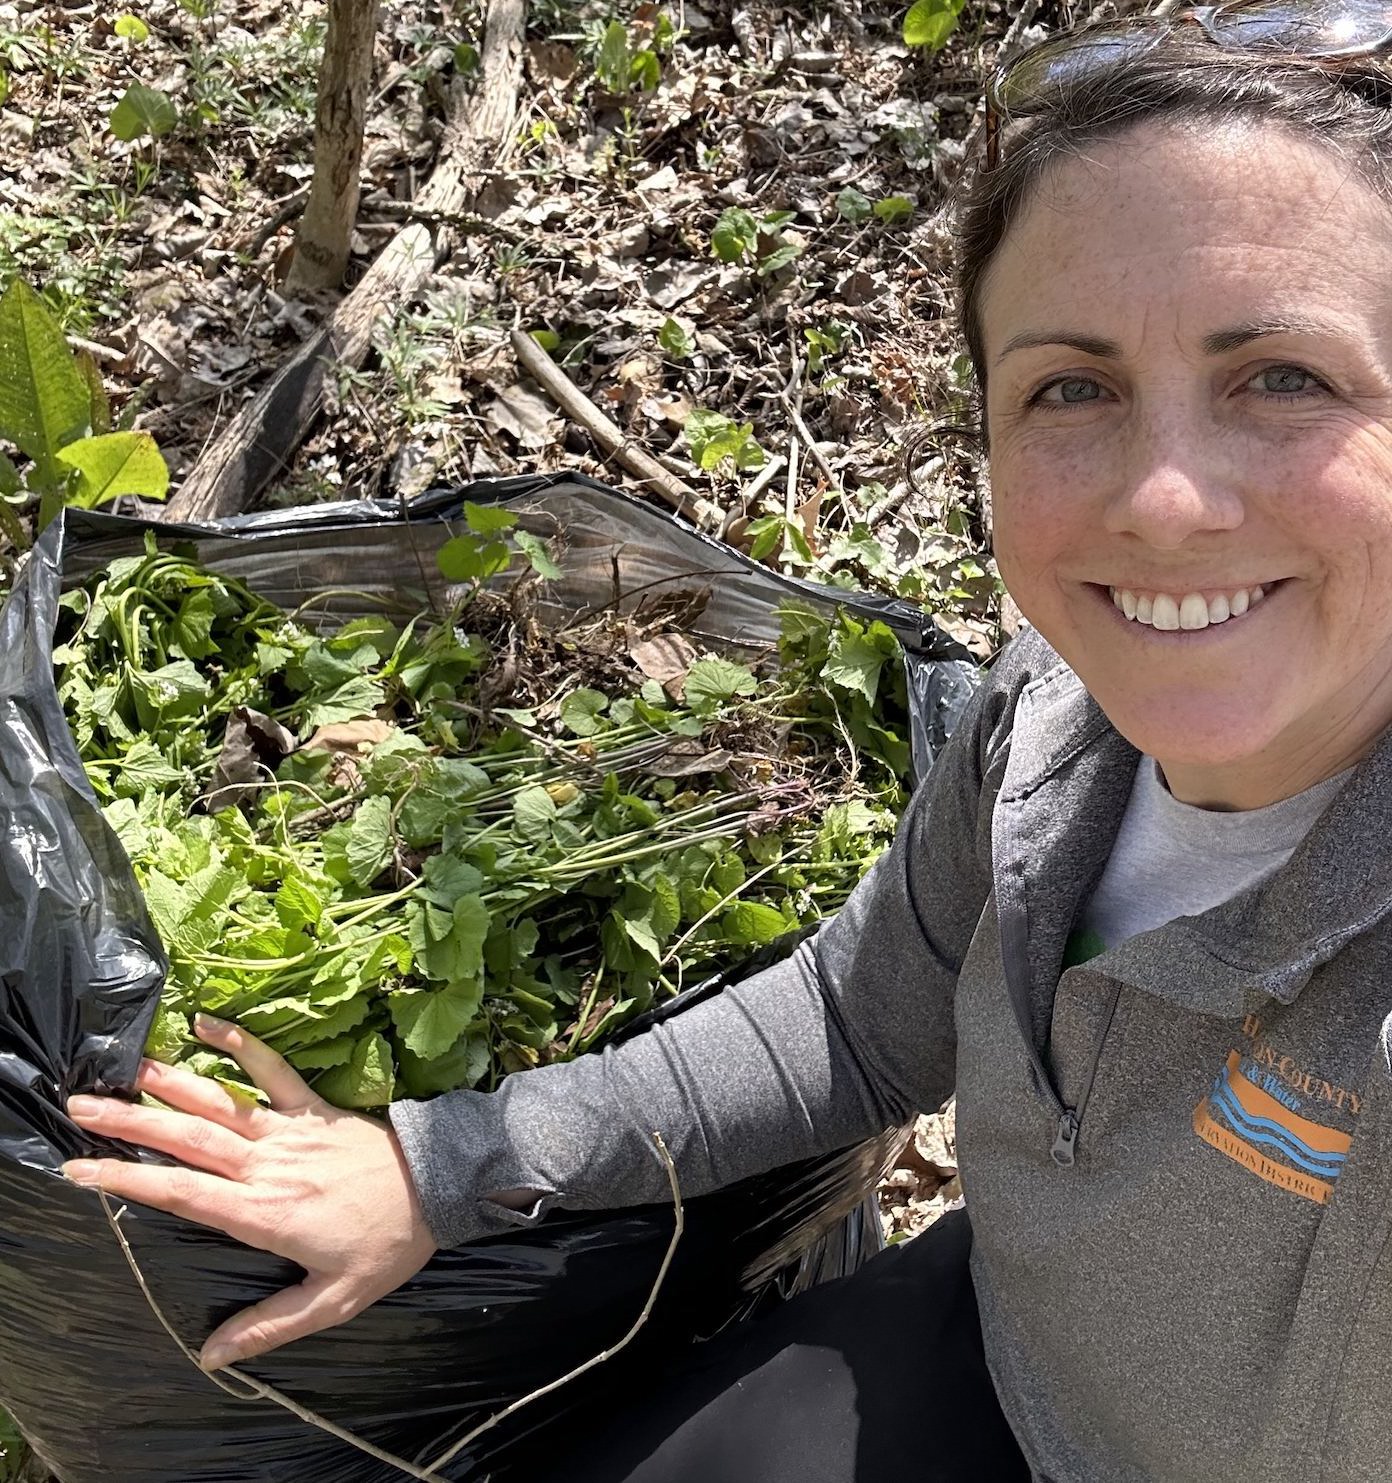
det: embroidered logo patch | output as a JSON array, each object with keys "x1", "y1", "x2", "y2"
[{"x1": 1193, "y1": 1049, "x2": 1351, "y2": 1206}]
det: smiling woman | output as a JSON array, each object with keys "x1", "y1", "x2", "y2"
[
  {"x1": 58, "y1": 7, "x2": 1392, "y2": 1483},
  {"x1": 981, "y1": 120, "x2": 1392, "y2": 810}
]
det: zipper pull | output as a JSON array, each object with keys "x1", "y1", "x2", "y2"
[{"x1": 1051, "y1": 1109, "x2": 1079, "y2": 1167}]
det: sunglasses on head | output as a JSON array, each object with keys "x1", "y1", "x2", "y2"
[{"x1": 984, "y1": 0, "x2": 1392, "y2": 169}]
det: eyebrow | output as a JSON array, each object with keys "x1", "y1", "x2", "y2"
[{"x1": 995, "y1": 316, "x2": 1342, "y2": 366}]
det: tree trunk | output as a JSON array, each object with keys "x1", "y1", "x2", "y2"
[
  {"x1": 287, "y1": 0, "x2": 381, "y2": 293},
  {"x1": 164, "y1": 0, "x2": 527, "y2": 525}
]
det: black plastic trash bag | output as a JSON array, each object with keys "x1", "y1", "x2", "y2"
[{"x1": 0, "y1": 474, "x2": 979, "y2": 1482}]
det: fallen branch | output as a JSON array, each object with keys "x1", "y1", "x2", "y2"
[
  {"x1": 248, "y1": 188, "x2": 311, "y2": 259},
  {"x1": 508, "y1": 328, "x2": 718, "y2": 528},
  {"x1": 165, "y1": 0, "x2": 527, "y2": 524}
]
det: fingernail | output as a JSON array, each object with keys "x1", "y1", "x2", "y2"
[
  {"x1": 67, "y1": 1095, "x2": 102, "y2": 1118},
  {"x1": 199, "y1": 1345, "x2": 234, "y2": 1372},
  {"x1": 195, "y1": 1013, "x2": 230, "y2": 1037},
  {"x1": 61, "y1": 1160, "x2": 100, "y2": 1186}
]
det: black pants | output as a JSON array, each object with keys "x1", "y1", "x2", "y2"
[{"x1": 520, "y1": 1208, "x2": 1030, "y2": 1483}]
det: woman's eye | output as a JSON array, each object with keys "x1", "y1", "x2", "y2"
[
  {"x1": 1248, "y1": 365, "x2": 1325, "y2": 397},
  {"x1": 1033, "y1": 376, "x2": 1103, "y2": 407}
]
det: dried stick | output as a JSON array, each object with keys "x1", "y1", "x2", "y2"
[
  {"x1": 424, "y1": 1130, "x2": 684, "y2": 1472},
  {"x1": 96, "y1": 1129, "x2": 684, "y2": 1483},
  {"x1": 249, "y1": 189, "x2": 312, "y2": 259},
  {"x1": 98, "y1": 1193, "x2": 452, "y2": 1482},
  {"x1": 778, "y1": 390, "x2": 841, "y2": 498},
  {"x1": 784, "y1": 432, "x2": 800, "y2": 526},
  {"x1": 509, "y1": 329, "x2": 718, "y2": 528},
  {"x1": 68, "y1": 335, "x2": 127, "y2": 366},
  {"x1": 358, "y1": 198, "x2": 530, "y2": 242}
]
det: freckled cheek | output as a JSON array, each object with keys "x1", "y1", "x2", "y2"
[
  {"x1": 1270, "y1": 448, "x2": 1392, "y2": 595},
  {"x1": 991, "y1": 456, "x2": 1100, "y2": 601}
]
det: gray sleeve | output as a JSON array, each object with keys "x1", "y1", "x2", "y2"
[{"x1": 389, "y1": 642, "x2": 1028, "y2": 1250}]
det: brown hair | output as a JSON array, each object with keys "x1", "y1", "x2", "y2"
[{"x1": 950, "y1": 34, "x2": 1392, "y2": 445}]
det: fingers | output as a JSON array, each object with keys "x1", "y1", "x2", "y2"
[
  {"x1": 198, "y1": 1273, "x2": 365, "y2": 1372},
  {"x1": 58, "y1": 1152, "x2": 296, "y2": 1256},
  {"x1": 58, "y1": 1154, "x2": 236, "y2": 1232},
  {"x1": 133, "y1": 1057, "x2": 275, "y2": 1140},
  {"x1": 193, "y1": 1015, "x2": 320, "y2": 1116},
  {"x1": 67, "y1": 1094, "x2": 251, "y2": 1179}
]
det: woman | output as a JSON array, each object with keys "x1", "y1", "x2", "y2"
[{"x1": 57, "y1": 3, "x2": 1392, "y2": 1477}]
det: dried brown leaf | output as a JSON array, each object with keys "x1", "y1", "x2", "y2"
[
  {"x1": 629, "y1": 632, "x2": 698, "y2": 693},
  {"x1": 301, "y1": 719, "x2": 394, "y2": 754},
  {"x1": 644, "y1": 740, "x2": 734, "y2": 778},
  {"x1": 201, "y1": 706, "x2": 297, "y2": 814}
]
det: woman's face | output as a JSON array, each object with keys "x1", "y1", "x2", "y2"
[{"x1": 980, "y1": 123, "x2": 1392, "y2": 808}]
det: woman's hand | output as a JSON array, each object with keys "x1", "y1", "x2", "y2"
[{"x1": 61, "y1": 1014, "x2": 438, "y2": 1373}]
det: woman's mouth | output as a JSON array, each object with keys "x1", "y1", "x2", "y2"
[{"x1": 1103, "y1": 581, "x2": 1285, "y2": 631}]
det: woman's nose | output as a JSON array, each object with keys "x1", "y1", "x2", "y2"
[{"x1": 1102, "y1": 428, "x2": 1244, "y2": 548}]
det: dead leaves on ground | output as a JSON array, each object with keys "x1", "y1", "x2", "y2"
[{"x1": 2, "y1": 0, "x2": 1025, "y2": 652}]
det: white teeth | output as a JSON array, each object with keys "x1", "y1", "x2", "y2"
[
  {"x1": 1151, "y1": 594, "x2": 1180, "y2": 630},
  {"x1": 1178, "y1": 594, "x2": 1209, "y2": 630},
  {"x1": 1106, "y1": 583, "x2": 1275, "y2": 630}
]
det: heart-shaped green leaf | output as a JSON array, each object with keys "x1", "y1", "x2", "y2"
[
  {"x1": 109, "y1": 83, "x2": 176, "y2": 141},
  {"x1": 56, "y1": 430, "x2": 170, "y2": 508}
]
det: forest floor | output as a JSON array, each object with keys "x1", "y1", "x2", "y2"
[{"x1": 0, "y1": 0, "x2": 1096, "y2": 1474}]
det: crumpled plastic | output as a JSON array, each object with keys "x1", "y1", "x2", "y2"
[{"x1": 0, "y1": 473, "x2": 979, "y2": 1481}]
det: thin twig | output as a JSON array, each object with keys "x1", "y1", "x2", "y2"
[
  {"x1": 248, "y1": 188, "x2": 311, "y2": 258},
  {"x1": 718, "y1": 454, "x2": 786, "y2": 539},
  {"x1": 69, "y1": 334, "x2": 127, "y2": 366},
  {"x1": 424, "y1": 1130, "x2": 684, "y2": 1472},
  {"x1": 784, "y1": 432, "x2": 800, "y2": 527},
  {"x1": 98, "y1": 1194, "x2": 453, "y2": 1483},
  {"x1": 777, "y1": 390, "x2": 841, "y2": 497},
  {"x1": 742, "y1": 453, "x2": 786, "y2": 506},
  {"x1": 97, "y1": 1129, "x2": 684, "y2": 1483},
  {"x1": 866, "y1": 459, "x2": 943, "y2": 532},
  {"x1": 359, "y1": 198, "x2": 531, "y2": 244},
  {"x1": 509, "y1": 328, "x2": 718, "y2": 528}
]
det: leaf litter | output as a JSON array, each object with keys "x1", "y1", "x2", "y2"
[{"x1": 0, "y1": 0, "x2": 1092, "y2": 655}]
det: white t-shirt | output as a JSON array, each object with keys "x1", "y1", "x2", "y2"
[{"x1": 1072, "y1": 757, "x2": 1354, "y2": 960}]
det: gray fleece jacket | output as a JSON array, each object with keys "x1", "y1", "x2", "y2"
[{"x1": 389, "y1": 626, "x2": 1392, "y2": 1482}]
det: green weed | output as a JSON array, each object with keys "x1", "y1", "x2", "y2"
[
  {"x1": 0, "y1": 1408, "x2": 34, "y2": 1483},
  {"x1": 0, "y1": 211, "x2": 129, "y2": 333}
]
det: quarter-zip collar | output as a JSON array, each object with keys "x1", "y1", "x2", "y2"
[
  {"x1": 994, "y1": 659, "x2": 1392, "y2": 1021},
  {"x1": 991, "y1": 665, "x2": 1140, "y2": 1148}
]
